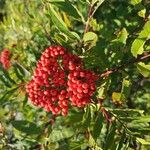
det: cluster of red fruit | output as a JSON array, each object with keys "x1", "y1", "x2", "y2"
[
  {"x1": 26, "y1": 46, "x2": 98, "y2": 116},
  {"x1": 0, "y1": 49, "x2": 11, "y2": 69}
]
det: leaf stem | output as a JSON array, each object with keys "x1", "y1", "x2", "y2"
[{"x1": 99, "y1": 52, "x2": 150, "y2": 78}]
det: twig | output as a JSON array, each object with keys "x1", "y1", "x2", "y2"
[
  {"x1": 84, "y1": 3, "x2": 94, "y2": 34},
  {"x1": 99, "y1": 52, "x2": 150, "y2": 78}
]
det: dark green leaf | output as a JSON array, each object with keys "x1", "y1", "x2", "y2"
[
  {"x1": 92, "y1": 112, "x2": 104, "y2": 140},
  {"x1": 116, "y1": 130, "x2": 126, "y2": 150},
  {"x1": 50, "y1": 0, "x2": 85, "y2": 22},
  {"x1": 104, "y1": 122, "x2": 116, "y2": 150},
  {"x1": 47, "y1": 4, "x2": 78, "y2": 40},
  {"x1": 11, "y1": 120, "x2": 42, "y2": 135},
  {"x1": 82, "y1": 105, "x2": 91, "y2": 128}
]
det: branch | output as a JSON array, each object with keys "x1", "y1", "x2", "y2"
[
  {"x1": 99, "y1": 52, "x2": 150, "y2": 78},
  {"x1": 84, "y1": 3, "x2": 94, "y2": 34}
]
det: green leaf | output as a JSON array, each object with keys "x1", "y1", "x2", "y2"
[
  {"x1": 138, "y1": 8, "x2": 146, "y2": 18},
  {"x1": 0, "y1": 87, "x2": 19, "y2": 105},
  {"x1": 49, "y1": 127, "x2": 74, "y2": 142},
  {"x1": 130, "y1": 0, "x2": 142, "y2": 5},
  {"x1": 120, "y1": 78, "x2": 131, "y2": 101},
  {"x1": 88, "y1": 133, "x2": 103, "y2": 150},
  {"x1": 11, "y1": 120, "x2": 42, "y2": 135},
  {"x1": 112, "y1": 92, "x2": 125, "y2": 104},
  {"x1": 0, "y1": 64, "x2": 16, "y2": 85},
  {"x1": 104, "y1": 122, "x2": 116, "y2": 150},
  {"x1": 109, "y1": 109, "x2": 144, "y2": 117},
  {"x1": 116, "y1": 130, "x2": 126, "y2": 150},
  {"x1": 0, "y1": 75, "x2": 12, "y2": 88},
  {"x1": 83, "y1": 32, "x2": 98, "y2": 49},
  {"x1": 137, "y1": 62, "x2": 150, "y2": 77},
  {"x1": 47, "y1": 4, "x2": 78, "y2": 40},
  {"x1": 50, "y1": 0, "x2": 85, "y2": 22},
  {"x1": 131, "y1": 21, "x2": 150, "y2": 57},
  {"x1": 82, "y1": 105, "x2": 91, "y2": 128},
  {"x1": 83, "y1": 32, "x2": 98, "y2": 43},
  {"x1": 136, "y1": 137, "x2": 150, "y2": 145},
  {"x1": 117, "y1": 28, "x2": 128, "y2": 44},
  {"x1": 92, "y1": 112, "x2": 104, "y2": 140}
]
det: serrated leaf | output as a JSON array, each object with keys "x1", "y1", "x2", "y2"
[
  {"x1": 47, "y1": 4, "x2": 78, "y2": 40},
  {"x1": 131, "y1": 21, "x2": 150, "y2": 57},
  {"x1": 12, "y1": 120, "x2": 42, "y2": 135},
  {"x1": 137, "y1": 62, "x2": 150, "y2": 77}
]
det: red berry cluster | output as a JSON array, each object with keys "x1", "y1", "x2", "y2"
[
  {"x1": 67, "y1": 70, "x2": 98, "y2": 107},
  {"x1": 0, "y1": 49, "x2": 11, "y2": 69},
  {"x1": 26, "y1": 45, "x2": 98, "y2": 116}
]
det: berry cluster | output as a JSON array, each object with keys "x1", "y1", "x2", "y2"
[
  {"x1": 67, "y1": 70, "x2": 98, "y2": 107},
  {"x1": 0, "y1": 49, "x2": 11, "y2": 69},
  {"x1": 26, "y1": 45, "x2": 98, "y2": 116}
]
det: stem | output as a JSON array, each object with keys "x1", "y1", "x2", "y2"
[
  {"x1": 99, "y1": 52, "x2": 150, "y2": 78},
  {"x1": 84, "y1": 3, "x2": 94, "y2": 34}
]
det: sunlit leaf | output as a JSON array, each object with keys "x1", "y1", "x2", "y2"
[
  {"x1": 137, "y1": 62, "x2": 150, "y2": 77},
  {"x1": 131, "y1": 21, "x2": 150, "y2": 57}
]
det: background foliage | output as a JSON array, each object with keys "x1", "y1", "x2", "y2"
[{"x1": 0, "y1": 0, "x2": 150, "y2": 149}]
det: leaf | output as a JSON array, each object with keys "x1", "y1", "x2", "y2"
[
  {"x1": 65, "y1": 112, "x2": 83, "y2": 125},
  {"x1": 82, "y1": 105, "x2": 91, "y2": 128},
  {"x1": 110, "y1": 109, "x2": 144, "y2": 117},
  {"x1": 49, "y1": 127, "x2": 74, "y2": 142},
  {"x1": 131, "y1": 21, "x2": 150, "y2": 57},
  {"x1": 11, "y1": 120, "x2": 42, "y2": 135},
  {"x1": 120, "y1": 79, "x2": 131, "y2": 100},
  {"x1": 50, "y1": 0, "x2": 85, "y2": 22},
  {"x1": 104, "y1": 122, "x2": 116, "y2": 150},
  {"x1": 92, "y1": 112, "x2": 104, "y2": 140},
  {"x1": 83, "y1": 32, "x2": 98, "y2": 49},
  {"x1": 130, "y1": 0, "x2": 142, "y2": 5},
  {"x1": 83, "y1": 32, "x2": 98, "y2": 43},
  {"x1": 47, "y1": 4, "x2": 78, "y2": 40},
  {"x1": 136, "y1": 137, "x2": 150, "y2": 145},
  {"x1": 0, "y1": 64, "x2": 16, "y2": 85},
  {"x1": 112, "y1": 92, "x2": 124, "y2": 104},
  {"x1": 116, "y1": 130, "x2": 126, "y2": 150},
  {"x1": 88, "y1": 133, "x2": 103, "y2": 150},
  {"x1": 0, "y1": 75, "x2": 12, "y2": 88},
  {"x1": 0, "y1": 87, "x2": 19, "y2": 105},
  {"x1": 137, "y1": 62, "x2": 150, "y2": 77},
  {"x1": 117, "y1": 28, "x2": 128, "y2": 44},
  {"x1": 138, "y1": 8, "x2": 146, "y2": 18}
]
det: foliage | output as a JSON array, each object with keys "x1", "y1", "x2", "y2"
[{"x1": 0, "y1": 0, "x2": 150, "y2": 149}]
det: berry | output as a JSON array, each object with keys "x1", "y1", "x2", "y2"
[
  {"x1": 67, "y1": 70, "x2": 98, "y2": 107},
  {"x1": 26, "y1": 45, "x2": 98, "y2": 116},
  {"x1": 0, "y1": 49, "x2": 11, "y2": 69}
]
